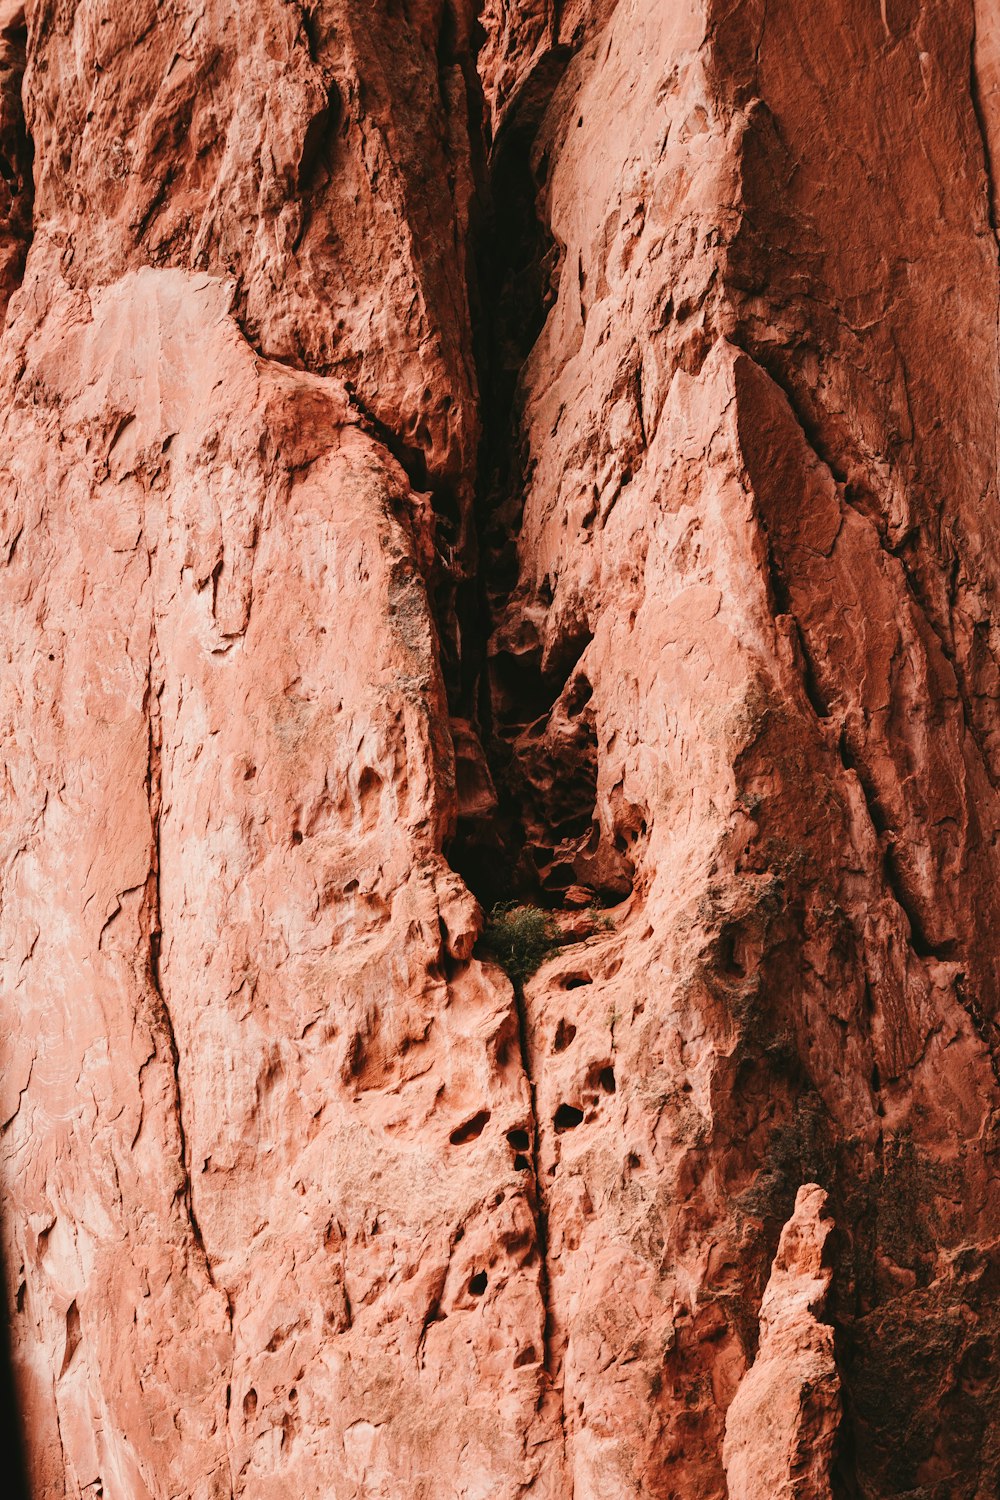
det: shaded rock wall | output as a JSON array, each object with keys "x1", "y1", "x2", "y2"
[
  {"x1": 724, "y1": 1184, "x2": 840, "y2": 1500},
  {"x1": 2, "y1": 2, "x2": 1000, "y2": 1498}
]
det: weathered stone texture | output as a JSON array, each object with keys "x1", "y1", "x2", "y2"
[{"x1": 3, "y1": 2, "x2": 1000, "y2": 1498}]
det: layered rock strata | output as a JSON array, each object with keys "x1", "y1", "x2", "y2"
[{"x1": 3, "y1": 2, "x2": 1000, "y2": 1498}]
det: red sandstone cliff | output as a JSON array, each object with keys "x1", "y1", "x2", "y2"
[{"x1": 3, "y1": 1, "x2": 1000, "y2": 1496}]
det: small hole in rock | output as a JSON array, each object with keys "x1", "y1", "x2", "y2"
[
  {"x1": 513, "y1": 1153, "x2": 530, "y2": 1171},
  {"x1": 469, "y1": 1271, "x2": 488, "y2": 1296},
  {"x1": 564, "y1": 674, "x2": 593, "y2": 716},
  {"x1": 599, "y1": 1067, "x2": 616, "y2": 1094},
  {"x1": 554, "y1": 1103, "x2": 584, "y2": 1132},
  {"x1": 292, "y1": 830, "x2": 303, "y2": 845},
  {"x1": 288, "y1": 1387, "x2": 297, "y2": 1402},
  {"x1": 514, "y1": 1345, "x2": 537, "y2": 1367},
  {"x1": 243, "y1": 1388, "x2": 257, "y2": 1419},
  {"x1": 450, "y1": 1109, "x2": 491, "y2": 1145},
  {"x1": 554, "y1": 1020, "x2": 577, "y2": 1052},
  {"x1": 564, "y1": 975, "x2": 591, "y2": 990},
  {"x1": 506, "y1": 1128, "x2": 530, "y2": 1151}
]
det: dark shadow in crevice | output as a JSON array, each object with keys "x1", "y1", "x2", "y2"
[
  {"x1": 0, "y1": 12, "x2": 33, "y2": 329},
  {"x1": 443, "y1": 44, "x2": 637, "y2": 912},
  {"x1": 0, "y1": 1224, "x2": 30, "y2": 1500},
  {"x1": 446, "y1": 80, "x2": 574, "y2": 908}
]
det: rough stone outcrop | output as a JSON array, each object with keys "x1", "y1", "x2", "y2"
[
  {"x1": 0, "y1": 2, "x2": 31, "y2": 321},
  {"x1": 3, "y1": 2, "x2": 1000, "y2": 1498},
  {"x1": 723, "y1": 1184, "x2": 841, "y2": 1500}
]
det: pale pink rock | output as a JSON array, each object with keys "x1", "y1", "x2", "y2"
[{"x1": 723, "y1": 1185, "x2": 841, "y2": 1500}]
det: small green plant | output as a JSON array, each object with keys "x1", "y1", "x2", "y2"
[
  {"x1": 587, "y1": 906, "x2": 615, "y2": 932},
  {"x1": 480, "y1": 902, "x2": 564, "y2": 988}
]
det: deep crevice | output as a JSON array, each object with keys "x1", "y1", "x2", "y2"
[
  {"x1": 0, "y1": 1230, "x2": 29, "y2": 1500},
  {"x1": 460, "y1": 104, "x2": 599, "y2": 1370},
  {"x1": 0, "y1": 13, "x2": 33, "y2": 328},
  {"x1": 446, "y1": 98, "x2": 635, "y2": 911},
  {"x1": 446, "y1": 80, "x2": 587, "y2": 909}
]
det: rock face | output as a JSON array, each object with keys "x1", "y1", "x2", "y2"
[
  {"x1": 3, "y1": 1, "x2": 1000, "y2": 1498},
  {"x1": 723, "y1": 1185, "x2": 840, "y2": 1500}
]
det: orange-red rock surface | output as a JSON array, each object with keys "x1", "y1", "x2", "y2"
[
  {"x1": 3, "y1": 1, "x2": 1000, "y2": 1497},
  {"x1": 724, "y1": 1185, "x2": 840, "y2": 1500}
]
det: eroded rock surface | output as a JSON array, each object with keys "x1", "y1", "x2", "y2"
[
  {"x1": 3, "y1": 2, "x2": 1000, "y2": 1498},
  {"x1": 723, "y1": 1184, "x2": 840, "y2": 1500}
]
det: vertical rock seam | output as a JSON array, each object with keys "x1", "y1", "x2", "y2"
[{"x1": 3, "y1": 2, "x2": 1000, "y2": 1498}]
